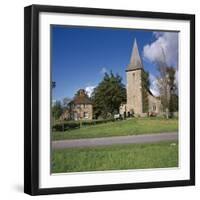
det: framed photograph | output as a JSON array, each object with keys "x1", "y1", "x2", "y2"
[{"x1": 24, "y1": 4, "x2": 195, "y2": 195}]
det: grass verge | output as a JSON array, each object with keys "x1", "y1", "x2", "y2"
[
  {"x1": 52, "y1": 141, "x2": 178, "y2": 173},
  {"x1": 52, "y1": 118, "x2": 178, "y2": 140}
]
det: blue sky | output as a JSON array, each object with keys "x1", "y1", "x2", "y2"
[{"x1": 51, "y1": 25, "x2": 178, "y2": 101}]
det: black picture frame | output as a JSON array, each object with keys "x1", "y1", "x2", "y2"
[{"x1": 24, "y1": 4, "x2": 195, "y2": 196}]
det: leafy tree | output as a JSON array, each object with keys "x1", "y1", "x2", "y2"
[
  {"x1": 91, "y1": 72, "x2": 126, "y2": 119},
  {"x1": 52, "y1": 81, "x2": 56, "y2": 89},
  {"x1": 141, "y1": 71, "x2": 150, "y2": 113},
  {"x1": 52, "y1": 100, "x2": 63, "y2": 120},
  {"x1": 62, "y1": 97, "x2": 72, "y2": 109}
]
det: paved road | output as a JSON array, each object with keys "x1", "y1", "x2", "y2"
[{"x1": 52, "y1": 132, "x2": 178, "y2": 149}]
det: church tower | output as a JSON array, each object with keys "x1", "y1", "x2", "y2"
[{"x1": 126, "y1": 39, "x2": 143, "y2": 115}]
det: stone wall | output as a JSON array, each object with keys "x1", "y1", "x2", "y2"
[
  {"x1": 59, "y1": 110, "x2": 70, "y2": 121},
  {"x1": 121, "y1": 68, "x2": 162, "y2": 117},
  {"x1": 148, "y1": 94, "x2": 162, "y2": 114},
  {"x1": 72, "y1": 104, "x2": 93, "y2": 120},
  {"x1": 126, "y1": 69, "x2": 143, "y2": 114}
]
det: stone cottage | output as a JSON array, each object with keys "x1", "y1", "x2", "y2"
[{"x1": 69, "y1": 89, "x2": 93, "y2": 120}]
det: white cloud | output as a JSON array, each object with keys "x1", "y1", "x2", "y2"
[
  {"x1": 100, "y1": 67, "x2": 107, "y2": 74},
  {"x1": 143, "y1": 32, "x2": 178, "y2": 67},
  {"x1": 85, "y1": 86, "x2": 96, "y2": 97},
  {"x1": 149, "y1": 73, "x2": 159, "y2": 97},
  {"x1": 153, "y1": 31, "x2": 163, "y2": 38}
]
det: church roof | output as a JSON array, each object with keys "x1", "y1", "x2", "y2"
[{"x1": 127, "y1": 38, "x2": 143, "y2": 71}]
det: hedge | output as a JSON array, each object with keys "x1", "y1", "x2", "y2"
[
  {"x1": 52, "y1": 118, "x2": 115, "y2": 132},
  {"x1": 52, "y1": 122, "x2": 80, "y2": 132},
  {"x1": 81, "y1": 118, "x2": 115, "y2": 126}
]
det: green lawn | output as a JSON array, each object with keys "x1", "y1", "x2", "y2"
[
  {"x1": 52, "y1": 118, "x2": 178, "y2": 140},
  {"x1": 52, "y1": 141, "x2": 178, "y2": 173}
]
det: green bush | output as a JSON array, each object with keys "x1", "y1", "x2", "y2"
[
  {"x1": 52, "y1": 119, "x2": 115, "y2": 132},
  {"x1": 52, "y1": 122, "x2": 80, "y2": 132},
  {"x1": 82, "y1": 119, "x2": 115, "y2": 126}
]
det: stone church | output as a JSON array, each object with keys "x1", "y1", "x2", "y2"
[{"x1": 120, "y1": 39, "x2": 162, "y2": 116}]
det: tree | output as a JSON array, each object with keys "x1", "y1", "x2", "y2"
[
  {"x1": 52, "y1": 81, "x2": 56, "y2": 89},
  {"x1": 156, "y1": 64, "x2": 170, "y2": 114},
  {"x1": 154, "y1": 45, "x2": 178, "y2": 118},
  {"x1": 156, "y1": 64, "x2": 178, "y2": 118},
  {"x1": 52, "y1": 100, "x2": 63, "y2": 120},
  {"x1": 91, "y1": 72, "x2": 126, "y2": 119},
  {"x1": 62, "y1": 97, "x2": 72, "y2": 109},
  {"x1": 166, "y1": 67, "x2": 178, "y2": 116},
  {"x1": 141, "y1": 71, "x2": 150, "y2": 113}
]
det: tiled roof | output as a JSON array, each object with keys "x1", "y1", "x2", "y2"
[{"x1": 71, "y1": 89, "x2": 92, "y2": 105}]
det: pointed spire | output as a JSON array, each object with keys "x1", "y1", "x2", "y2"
[{"x1": 127, "y1": 38, "x2": 143, "y2": 71}]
